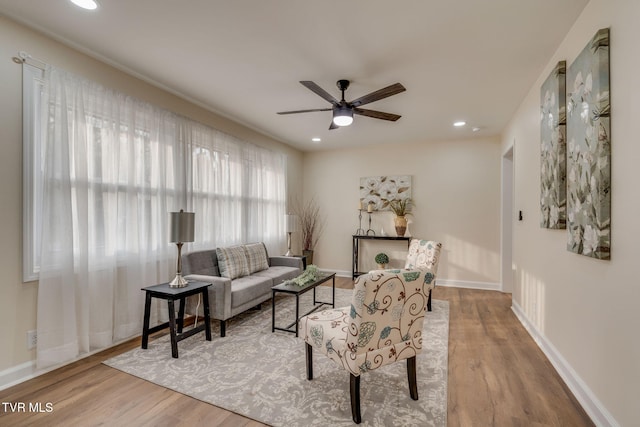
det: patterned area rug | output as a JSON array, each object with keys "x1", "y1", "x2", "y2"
[{"x1": 104, "y1": 287, "x2": 448, "y2": 426}]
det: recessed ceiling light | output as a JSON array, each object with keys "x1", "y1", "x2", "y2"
[
  {"x1": 69, "y1": 0, "x2": 99, "y2": 10},
  {"x1": 311, "y1": 137, "x2": 321, "y2": 142},
  {"x1": 472, "y1": 127, "x2": 481, "y2": 132},
  {"x1": 453, "y1": 121, "x2": 466, "y2": 127}
]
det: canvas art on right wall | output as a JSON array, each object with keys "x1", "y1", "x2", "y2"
[
  {"x1": 566, "y1": 28, "x2": 611, "y2": 260},
  {"x1": 540, "y1": 60, "x2": 567, "y2": 229}
]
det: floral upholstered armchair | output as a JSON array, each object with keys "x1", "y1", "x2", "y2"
[
  {"x1": 404, "y1": 239, "x2": 442, "y2": 311},
  {"x1": 299, "y1": 268, "x2": 436, "y2": 424}
]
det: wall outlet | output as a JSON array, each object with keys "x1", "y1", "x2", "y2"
[{"x1": 27, "y1": 330, "x2": 37, "y2": 350}]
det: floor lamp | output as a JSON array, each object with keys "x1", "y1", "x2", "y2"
[
  {"x1": 285, "y1": 214, "x2": 297, "y2": 257},
  {"x1": 169, "y1": 209, "x2": 195, "y2": 288}
]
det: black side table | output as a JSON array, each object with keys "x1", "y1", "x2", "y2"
[{"x1": 141, "y1": 281, "x2": 212, "y2": 358}]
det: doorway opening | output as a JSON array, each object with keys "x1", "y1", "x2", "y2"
[{"x1": 501, "y1": 145, "x2": 514, "y2": 293}]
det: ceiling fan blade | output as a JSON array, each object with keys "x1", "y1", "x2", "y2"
[
  {"x1": 353, "y1": 108, "x2": 401, "y2": 121},
  {"x1": 300, "y1": 81, "x2": 340, "y2": 105},
  {"x1": 277, "y1": 108, "x2": 332, "y2": 115},
  {"x1": 350, "y1": 83, "x2": 406, "y2": 108},
  {"x1": 329, "y1": 120, "x2": 339, "y2": 130}
]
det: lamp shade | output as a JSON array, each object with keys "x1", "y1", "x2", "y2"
[
  {"x1": 169, "y1": 210, "x2": 195, "y2": 243},
  {"x1": 285, "y1": 214, "x2": 298, "y2": 233}
]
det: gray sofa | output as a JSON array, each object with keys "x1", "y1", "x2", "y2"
[{"x1": 182, "y1": 242, "x2": 303, "y2": 336}]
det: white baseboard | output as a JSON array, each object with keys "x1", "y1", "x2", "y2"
[
  {"x1": 511, "y1": 301, "x2": 619, "y2": 427},
  {"x1": 437, "y1": 278, "x2": 501, "y2": 291},
  {"x1": 325, "y1": 269, "x2": 502, "y2": 292},
  {"x1": 0, "y1": 335, "x2": 136, "y2": 391},
  {"x1": 331, "y1": 270, "x2": 351, "y2": 279},
  {"x1": 0, "y1": 358, "x2": 82, "y2": 391},
  {"x1": 0, "y1": 360, "x2": 38, "y2": 391}
]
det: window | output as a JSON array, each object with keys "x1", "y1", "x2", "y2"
[{"x1": 23, "y1": 64, "x2": 286, "y2": 282}]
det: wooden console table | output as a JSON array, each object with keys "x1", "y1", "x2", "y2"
[{"x1": 352, "y1": 235, "x2": 411, "y2": 279}]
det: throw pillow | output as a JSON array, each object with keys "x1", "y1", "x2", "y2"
[
  {"x1": 216, "y1": 245, "x2": 249, "y2": 279},
  {"x1": 244, "y1": 242, "x2": 269, "y2": 274}
]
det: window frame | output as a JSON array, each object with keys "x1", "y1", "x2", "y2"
[{"x1": 23, "y1": 63, "x2": 45, "y2": 282}]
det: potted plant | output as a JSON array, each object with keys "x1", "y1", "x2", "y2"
[
  {"x1": 375, "y1": 252, "x2": 389, "y2": 269},
  {"x1": 292, "y1": 197, "x2": 325, "y2": 265},
  {"x1": 388, "y1": 198, "x2": 413, "y2": 237}
]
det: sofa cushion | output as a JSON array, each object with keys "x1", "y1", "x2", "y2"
[
  {"x1": 244, "y1": 242, "x2": 269, "y2": 274},
  {"x1": 216, "y1": 245, "x2": 249, "y2": 279},
  {"x1": 253, "y1": 265, "x2": 300, "y2": 285},
  {"x1": 230, "y1": 275, "x2": 273, "y2": 309}
]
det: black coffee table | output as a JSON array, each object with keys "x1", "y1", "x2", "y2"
[{"x1": 271, "y1": 272, "x2": 336, "y2": 337}]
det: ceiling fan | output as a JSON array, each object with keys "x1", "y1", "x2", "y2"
[{"x1": 277, "y1": 80, "x2": 406, "y2": 130}]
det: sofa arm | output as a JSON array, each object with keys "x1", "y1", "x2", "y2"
[
  {"x1": 270, "y1": 256, "x2": 304, "y2": 270},
  {"x1": 184, "y1": 274, "x2": 232, "y2": 320}
]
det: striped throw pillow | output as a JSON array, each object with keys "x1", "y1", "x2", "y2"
[
  {"x1": 216, "y1": 246, "x2": 249, "y2": 279},
  {"x1": 244, "y1": 243, "x2": 269, "y2": 274}
]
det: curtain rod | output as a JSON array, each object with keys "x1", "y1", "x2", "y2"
[{"x1": 12, "y1": 51, "x2": 47, "y2": 70}]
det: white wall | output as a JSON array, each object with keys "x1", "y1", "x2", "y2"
[
  {"x1": 302, "y1": 137, "x2": 502, "y2": 288},
  {"x1": 0, "y1": 16, "x2": 303, "y2": 379},
  {"x1": 502, "y1": 0, "x2": 639, "y2": 425}
]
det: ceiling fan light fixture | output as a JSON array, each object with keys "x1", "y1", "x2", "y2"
[
  {"x1": 278, "y1": 79, "x2": 405, "y2": 129},
  {"x1": 333, "y1": 106, "x2": 353, "y2": 127},
  {"x1": 69, "y1": 0, "x2": 99, "y2": 10}
]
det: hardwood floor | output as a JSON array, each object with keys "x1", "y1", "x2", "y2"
[
  {"x1": 0, "y1": 278, "x2": 593, "y2": 426},
  {"x1": 442, "y1": 286, "x2": 592, "y2": 427}
]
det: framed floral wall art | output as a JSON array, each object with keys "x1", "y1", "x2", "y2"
[
  {"x1": 566, "y1": 28, "x2": 610, "y2": 259},
  {"x1": 540, "y1": 61, "x2": 567, "y2": 229},
  {"x1": 359, "y1": 175, "x2": 412, "y2": 211}
]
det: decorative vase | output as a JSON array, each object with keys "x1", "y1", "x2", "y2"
[
  {"x1": 302, "y1": 249, "x2": 314, "y2": 266},
  {"x1": 377, "y1": 263, "x2": 387, "y2": 269},
  {"x1": 394, "y1": 216, "x2": 407, "y2": 237}
]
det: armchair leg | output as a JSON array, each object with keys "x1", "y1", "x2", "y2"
[
  {"x1": 220, "y1": 320, "x2": 226, "y2": 337},
  {"x1": 350, "y1": 374, "x2": 362, "y2": 424},
  {"x1": 305, "y1": 343, "x2": 313, "y2": 380},
  {"x1": 407, "y1": 356, "x2": 418, "y2": 400}
]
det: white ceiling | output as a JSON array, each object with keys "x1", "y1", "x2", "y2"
[{"x1": 0, "y1": 0, "x2": 589, "y2": 152}]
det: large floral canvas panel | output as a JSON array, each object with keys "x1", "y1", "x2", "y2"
[
  {"x1": 359, "y1": 175, "x2": 411, "y2": 211},
  {"x1": 566, "y1": 28, "x2": 610, "y2": 259},
  {"x1": 540, "y1": 61, "x2": 567, "y2": 229}
]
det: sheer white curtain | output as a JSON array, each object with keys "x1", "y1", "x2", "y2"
[
  {"x1": 186, "y1": 121, "x2": 286, "y2": 251},
  {"x1": 35, "y1": 66, "x2": 286, "y2": 368},
  {"x1": 36, "y1": 67, "x2": 183, "y2": 368}
]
